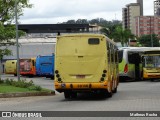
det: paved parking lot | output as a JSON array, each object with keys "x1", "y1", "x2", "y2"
[{"x1": 0, "y1": 75, "x2": 160, "y2": 119}]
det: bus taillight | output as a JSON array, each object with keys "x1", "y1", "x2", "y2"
[{"x1": 124, "y1": 64, "x2": 128, "y2": 73}]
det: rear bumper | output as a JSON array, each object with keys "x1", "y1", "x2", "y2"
[
  {"x1": 20, "y1": 71, "x2": 35, "y2": 75},
  {"x1": 54, "y1": 82, "x2": 108, "y2": 92},
  {"x1": 144, "y1": 73, "x2": 160, "y2": 79}
]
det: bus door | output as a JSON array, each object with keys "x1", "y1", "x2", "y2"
[{"x1": 128, "y1": 52, "x2": 141, "y2": 80}]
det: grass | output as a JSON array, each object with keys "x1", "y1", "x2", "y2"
[
  {"x1": 0, "y1": 79, "x2": 53, "y2": 94},
  {"x1": 0, "y1": 84, "x2": 52, "y2": 93},
  {"x1": 0, "y1": 84, "x2": 37, "y2": 93}
]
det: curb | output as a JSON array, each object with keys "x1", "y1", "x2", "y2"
[{"x1": 0, "y1": 91, "x2": 55, "y2": 98}]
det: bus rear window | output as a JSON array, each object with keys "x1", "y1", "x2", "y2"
[{"x1": 88, "y1": 38, "x2": 99, "y2": 44}]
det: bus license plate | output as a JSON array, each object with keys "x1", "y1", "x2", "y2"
[
  {"x1": 78, "y1": 84, "x2": 89, "y2": 88},
  {"x1": 76, "y1": 75, "x2": 85, "y2": 79}
]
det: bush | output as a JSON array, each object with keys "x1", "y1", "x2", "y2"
[
  {"x1": 0, "y1": 79, "x2": 4, "y2": 84},
  {"x1": 5, "y1": 78, "x2": 13, "y2": 85},
  {"x1": 1, "y1": 78, "x2": 42, "y2": 91},
  {"x1": 28, "y1": 85, "x2": 42, "y2": 91},
  {"x1": 4, "y1": 79, "x2": 34, "y2": 88},
  {"x1": 13, "y1": 80, "x2": 33, "y2": 88}
]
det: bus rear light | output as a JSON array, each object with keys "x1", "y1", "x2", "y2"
[
  {"x1": 103, "y1": 70, "x2": 107, "y2": 73},
  {"x1": 102, "y1": 74, "x2": 106, "y2": 77},
  {"x1": 55, "y1": 70, "x2": 59, "y2": 74},
  {"x1": 70, "y1": 84, "x2": 73, "y2": 88},
  {"x1": 56, "y1": 74, "x2": 60, "y2": 78},
  {"x1": 124, "y1": 64, "x2": 128, "y2": 73},
  {"x1": 100, "y1": 77, "x2": 104, "y2": 81},
  {"x1": 58, "y1": 78, "x2": 62, "y2": 82}
]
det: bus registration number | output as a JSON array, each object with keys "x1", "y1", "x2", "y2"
[{"x1": 77, "y1": 84, "x2": 89, "y2": 88}]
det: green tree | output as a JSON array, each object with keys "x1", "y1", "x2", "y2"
[
  {"x1": 112, "y1": 26, "x2": 135, "y2": 46},
  {"x1": 0, "y1": 0, "x2": 32, "y2": 59},
  {"x1": 100, "y1": 23, "x2": 121, "y2": 39},
  {"x1": 138, "y1": 34, "x2": 160, "y2": 47},
  {"x1": 0, "y1": 0, "x2": 32, "y2": 24}
]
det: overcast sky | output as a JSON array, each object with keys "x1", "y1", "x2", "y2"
[{"x1": 20, "y1": 0, "x2": 155, "y2": 24}]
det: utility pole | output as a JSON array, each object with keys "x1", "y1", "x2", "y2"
[{"x1": 15, "y1": 0, "x2": 20, "y2": 81}]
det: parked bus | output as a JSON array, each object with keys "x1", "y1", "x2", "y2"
[
  {"x1": 5, "y1": 60, "x2": 17, "y2": 76},
  {"x1": 118, "y1": 47, "x2": 160, "y2": 81},
  {"x1": 20, "y1": 58, "x2": 36, "y2": 77},
  {"x1": 118, "y1": 47, "x2": 143, "y2": 81},
  {"x1": 141, "y1": 50, "x2": 160, "y2": 81},
  {"x1": 36, "y1": 54, "x2": 54, "y2": 79},
  {"x1": 54, "y1": 34, "x2": 119, "y2": 99}
]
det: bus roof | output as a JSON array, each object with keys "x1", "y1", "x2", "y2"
[{"x1": 57, "y1": 33, "x2": 117, "y2": 47}]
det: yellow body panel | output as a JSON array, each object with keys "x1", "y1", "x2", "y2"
[
  {"x1": 143, "y1": 68, "x2": 160, "y2": 79},
  {"x1": 5, "y1": 60, "x2": 17, "y2": 75},
  {"x1": 54, "y1": 34, "x2": 118, "y2": 93}
]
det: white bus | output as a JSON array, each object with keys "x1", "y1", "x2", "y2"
[{"x1": 118, "y1": 47, "x2": 160, "y2": 81}]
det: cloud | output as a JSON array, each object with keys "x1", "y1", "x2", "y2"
[{"x1": 20, "y1": 0, "x2": 154, "y2": 24}]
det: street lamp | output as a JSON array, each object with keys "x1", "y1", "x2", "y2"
[{"x1": 15, "y1": 0, "x2": 20, "y2": 81}]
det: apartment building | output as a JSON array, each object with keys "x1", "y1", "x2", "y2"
[
  {"x1": 135, "y1": 16, "x2": 160, "y2": 37},
  {"x1": 122, "y1": 0, "x2": 143, "y2": 34},
  {"x1": 154, "y1": 0, "x2": 160, "y2": 16}
]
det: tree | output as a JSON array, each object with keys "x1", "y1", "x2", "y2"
[
  {"x1": 65, "y1": 20, "x2": 76, "y2": 24},
  {"x1": 76, "y1": 19, "x2": 88, "y2": 24},
  {"x1": 138, "y1": 34, "x2": 160, "y2": 47},
  {"x1": 100, "y1": 23, "x2": 121, "y2": 39},
  {"x1": 112, "y1": 26, "x2": 135, "y2": 46},
  {"x1": 0, "y1": 0, "x2": 32, "y2": 24},
  {"x1": 0, "y1": 0, "x2": 32, "y2": 59}
]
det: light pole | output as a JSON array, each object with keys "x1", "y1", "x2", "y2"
[{"x1": 15, "y1": 0, "x2": 20, "y2": 81}]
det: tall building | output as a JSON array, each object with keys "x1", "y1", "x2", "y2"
[
  {"x1": 122, "y1": 3, "x2": 141, "y2": 34},
  {"x1": 122, "y1": 0, "x2": 143, "y2": 34},
  {"x1": 154, "y1": 0, "x2": 160, "y2": 16},
  {"x1": 137, "y1": 0, "x2": 143, "y2": 16},
  {"x1": 135, "y1": 16, "x2": 160, "y2": 37}
]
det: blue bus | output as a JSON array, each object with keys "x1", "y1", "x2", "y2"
[{"x1": 36, "y1": 54, "x2": 54, "y2": 79}]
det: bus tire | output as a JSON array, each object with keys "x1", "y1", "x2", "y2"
[
  {"x1": 71, "y1": 92, "x2": 77, "y2": 98},
  {"x1": 113, "y1": 87, "x2": 117, "y2": 93},
  {"x1": 14, "y1": 74, "x2": 17, "y2": 76},
  {"x1": 107, "y1": 91, "x2": 112, "y2": 97},
  {"x1": 64, "y1": 92, "x2": 70, "y2": 99},
  {"x1": 102, "y1": 90, "x2": 112, "y2": 98}
]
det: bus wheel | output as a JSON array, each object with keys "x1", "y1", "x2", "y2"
[
  {"x1": 64, "y1": 92, "x2": 70, "y2": 99},
  {"x1": 113, "y1": 87, "x2": 117, "y2": 93},
  {"x1": 71, "y1": 92, "x2": 77, "y2": 98},
  {"x1": 107, "y1": 91, "x2": 112, "y2": 97},
  {"x1": 102, "y1": 90, "x2": 112, "y2": 98}
]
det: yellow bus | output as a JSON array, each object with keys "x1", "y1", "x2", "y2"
[
  {"x1": 141, "y1": 50, "x2": 160, "y2": 81},
  {"x1": 5, "y1": 60, "x2": 17, "y2": 76},
  {"x1": 54, "y1": 34, "x2": 119, "y2": 99}
]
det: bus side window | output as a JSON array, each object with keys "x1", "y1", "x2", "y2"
[
  {"x1": 111, "y1": 45, "x2": 114, "y2": 63},
  {"x1": 107, "y1": 42, "x2": 110, "y2": 63},
  {"x1": 115, "y1": 50, "x2": 118, "y2": 63}
]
